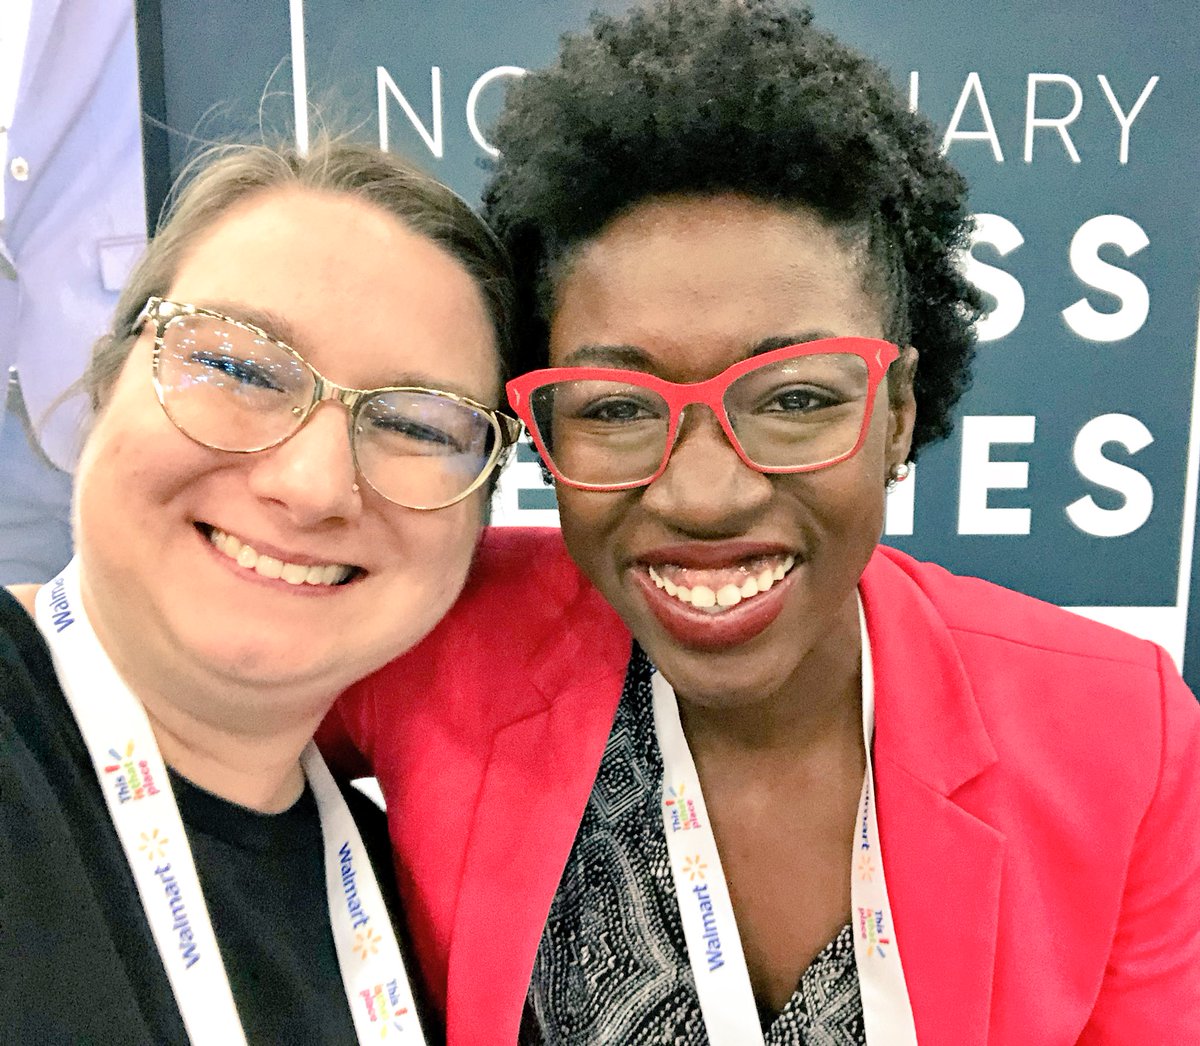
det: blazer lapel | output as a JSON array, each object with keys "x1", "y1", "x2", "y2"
[
  {"x1": 444, "y1": 606, "x2": 630, "y2": 1046},
  {"x1": 863, "y1": 550, "x2": 1005, "y2": 1046}
]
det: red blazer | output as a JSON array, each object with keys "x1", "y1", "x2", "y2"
[{"x1": 322, "y1": 527, "x2": 1200, "y2": 1045}]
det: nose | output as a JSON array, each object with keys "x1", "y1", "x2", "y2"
[
  {"x1": 639, "y1": 405, "x2": 773, "y2": 534},
  {"x1": 246, "y1": 402, "x2": 362, "y2": 525}
]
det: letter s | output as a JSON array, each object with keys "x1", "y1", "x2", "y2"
[
  {"x1": 1062, "y1": 215, "x2": 1150, "y2": 342},
  {"x1": 1066, "y1": 414, "x2": 1153, "y2": 537},
  {"x1": 963, "y1": 214, "x2": 1025, "y2": 342}
]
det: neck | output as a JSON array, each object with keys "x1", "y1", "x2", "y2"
[
  {"x1": 143, "y1": 702, "x2": 312, "y2": 813},
  {"x1": 69, "y1": 580, "x2": 329, "y2": 814}
]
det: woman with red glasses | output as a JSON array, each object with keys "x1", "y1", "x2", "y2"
[
  {"x1": 325, "y1": 2, "x2": 1200, "y2": 1043},
  {"x1": 0, "y1": 139, "x2": 522, "y2": 1043}
]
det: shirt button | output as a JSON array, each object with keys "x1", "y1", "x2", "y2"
[{"x1": 10, "y1": 157, "x2": 29, "y2": 181}]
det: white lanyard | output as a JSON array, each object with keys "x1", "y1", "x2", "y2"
[
  {"x1": 35, "y1": 558, "x2": 427, "y2": 1045},
  {"x1": 652, "y1": 598, "x2": 918, "y2": 1045}
]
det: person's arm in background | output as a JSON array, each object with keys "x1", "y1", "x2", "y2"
[{"x1": 1078, "y1": 646, "x2": 1200, "y2": 1041}]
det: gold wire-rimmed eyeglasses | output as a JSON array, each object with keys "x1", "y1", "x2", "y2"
[{"x1": 136, "y1": 296, "x2": 523, "y2": 510}]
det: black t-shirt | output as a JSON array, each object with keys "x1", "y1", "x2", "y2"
[{"x1": 0, "y1": 588, "x2": 435, "y2": 1044}]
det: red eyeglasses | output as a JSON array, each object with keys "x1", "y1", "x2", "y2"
[{"x1": 506, "y1": 337, "x2": 900, "y2": 491}]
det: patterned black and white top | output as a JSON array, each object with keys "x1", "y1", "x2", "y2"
[{"x1": 522, "y1": 648, "x2": 866, "y2": 1045}]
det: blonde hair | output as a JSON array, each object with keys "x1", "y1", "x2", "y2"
[{"x1": 84, "y1": 136, "x2": 515, "y2": 411}]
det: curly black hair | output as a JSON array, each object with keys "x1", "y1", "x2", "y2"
[{"x1": 482, "y1": 0, "x2": 982, "y2": 459}]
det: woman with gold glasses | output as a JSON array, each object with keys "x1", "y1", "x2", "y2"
[
  {"x1": 0, "y1": 139, "x2": 519, "y2": 1043},
  {"x1": 324, "y1": 2, "x2": 1200, "y2": 1043}
]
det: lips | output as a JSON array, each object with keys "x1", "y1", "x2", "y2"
[
  {"x1": 198, "y1": 524, "x2": 362, "y2": 587},
  {"x1": 633, "y1": 543, "x2": 800, "y2": 650},
  {"x1": 647, "y1": 554, "x2": 795, "y2": 611}
]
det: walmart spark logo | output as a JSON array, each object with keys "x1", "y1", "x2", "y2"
[
  {"x1": 103, "y1": 741, "x2": 162, "y2": 803},
  {"x1": 139, "y1": 828, "x2": 170, "y2": 861},
  {"x1": 683, "y1": 854, "x2": 707, "y2": 882},
  {"x1": 355, "y1": 928, "x2": 382, "y2": 960},
  {"x1": 857, "y1": 853, "x2": 875, "y2": 882}
]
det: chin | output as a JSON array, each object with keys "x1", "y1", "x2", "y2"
[{"x1": 636, "y1": 627, "x2": 796, "y2": 706}]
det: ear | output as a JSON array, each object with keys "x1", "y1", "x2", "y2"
[{"x1": 885, "y1": 346, "x2": 918, "y2": 469}]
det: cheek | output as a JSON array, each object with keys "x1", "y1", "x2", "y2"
[
  {"x1": 396, "y1": 499, "x2": 483, "y2": 580},
  {"x1": 555, "y1": 488, "x2": 630, "y2": 580}
]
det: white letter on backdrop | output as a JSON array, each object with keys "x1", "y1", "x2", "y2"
[
  {"x1": 963, "y1": 214, "x2": 1025, "y2": 342},
  {"x1": 467, "y1": 66, "x2": 527, "y2": 158},
  {"x1": 942, "y1": 72, "x2": 1004, "y2": 162},
  {"x1": 1024, "y1": 74, "x2": 1083, "y2": 163},
  {"x1": 958, "y1": 416, "x2": 1036, "y2": 535},
  {"x1": 1062, "y1": 215, "x2": 1150, "y2": 342},
  {"x1": 377, "y1": 65, "x2": 443, "y2": 158},
  {"x1": 1097, "y1": 75, "x2": 1159, "y2": 165},
  {"x1": 1066, "y1": 414, "x2": 1154, "y2": 537}
]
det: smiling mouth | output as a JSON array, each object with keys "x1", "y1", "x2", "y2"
[
  {"x1": 199, "y1": 525, "x2": 360, "y2": 587},
  {"x1": 646, "y1": 554, "x2": 797, "y2": 613}
]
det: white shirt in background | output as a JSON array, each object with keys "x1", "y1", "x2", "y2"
[{"x1": 0, "y1": 0, "x2": 34, "y2": 224}]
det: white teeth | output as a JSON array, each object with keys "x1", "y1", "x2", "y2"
[
  {"x1": 255, "y1": 555, "x2": 283, "y2": 580},
  {"x1": 648, "y1": 556, "x2": 798, "y2": 613},
  {"x1": 281, "y1": 562, "x2": 309, "y2": 586},
  {"x1": 207, "y1": 528, "x2": 352, "y2": 588},
  {"x1": 716, "y1": 584, "x2": 742, "y2": 607}
]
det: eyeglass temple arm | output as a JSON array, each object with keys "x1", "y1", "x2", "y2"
[{"x1": 500, "y1": 414, "x2": 525, "y2": 444}]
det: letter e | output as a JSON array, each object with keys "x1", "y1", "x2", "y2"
[{"x1": 958, "y1": 416, "x2": 1036, "y2": 535}]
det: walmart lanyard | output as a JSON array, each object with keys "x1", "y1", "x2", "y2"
[
  {"x1": 652, "y1": 598, "x2": 918, "y2": 1045},
  {"x1": 35, "y1": 558, "x2": 427, "y2": 1045}
]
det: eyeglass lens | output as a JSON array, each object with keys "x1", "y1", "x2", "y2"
[
  {"x1": 527, "y1": 353, "x2": 871, "y2": 486},
  {"x1": 155, "y1": 313, "x2": 500, "y2": 508}
]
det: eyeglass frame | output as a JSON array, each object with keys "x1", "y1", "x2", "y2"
[
  {"x1": 505, "y1": 336, "x2": 901, "y2": 492},
  {"x1": 135, "y1": 296, "x2": 524, "y2": 510}
]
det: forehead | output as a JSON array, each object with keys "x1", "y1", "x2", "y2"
[
  {"x1": 167, "y1": 187, "x2": 499, "y2": 395},
  {"x1": 548, "y1": 194, "x2": 885, "y2": 378}
]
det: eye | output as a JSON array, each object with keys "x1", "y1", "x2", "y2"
[
  {"x1": 191, "y1": 351, "x2": 286, "y2": 392},
  {"x1": 577, "y1": 396, "x2": 662, "y2": 423},
  {"x1": 759, "y1": 385, "x2": 842, "y2": 413},
  {"x1": 376, "y1": 415, "x2": 462, "y2": 448}
]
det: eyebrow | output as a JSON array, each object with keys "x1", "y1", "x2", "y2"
[
  {"x1": 749, "y1": 331, "x2": 842, "y2": 356},
  {"x1": 557, "y1": 330, "x2": 844, "y2": 370},
  {"x1": 555, "y1": 344, "x2": 658, "y2": 370},
  {"x1": 194, "y1": 301, "x2": 303, "y2": 348},
  {"x1": 191, "y1": 299, "x2": 498, "y2": 402}
]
